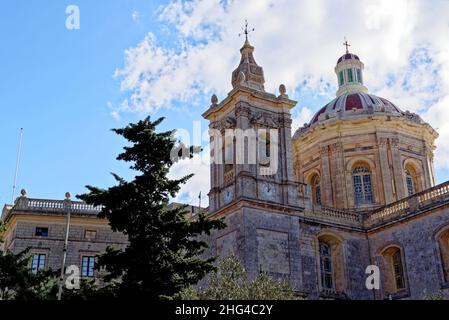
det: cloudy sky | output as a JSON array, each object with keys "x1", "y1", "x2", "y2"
[{"x1": 0, "y1": 0, "x2": 448, "y2": 207}]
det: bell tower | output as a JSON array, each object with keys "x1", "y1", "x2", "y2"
[
  {"x1": 202, "y1": 28, "x2": 307, "y2": 288},
  {"x1": 203, "y1": 37, "x2": 302, "y2": 214}
]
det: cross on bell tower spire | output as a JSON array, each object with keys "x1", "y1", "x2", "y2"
[
  {"x1": 239, "y1": 19, "x2": 255, "y2": 42},
  {"x1": 343, "y1": 37, "x2": 351, "y2": 54}
]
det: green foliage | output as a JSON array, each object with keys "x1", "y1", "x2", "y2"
[
  {"x1": 0, "y1": 249, "x2": 58, "y2": 300},
  {"x1": 177, "y1": 255, "x2": 300, "y2": 300},
  {"x1": 77, "y1": 116, "x2": 225, "y2": 300}
]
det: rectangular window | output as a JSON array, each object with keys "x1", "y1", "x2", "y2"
[
  {"x1": 81, "y1": 256, "x2": 95, "y2": 277},
  {"x1": 35, "y1": 227, "x2": 48, "y2": 237},
  {"x1": 347, "y1": 69, "x2": 354, "y2": 82},
  {"x1": 338, "y1": 71, "x2": 345, "y2": 85},
  {"x1": 356, "y1": 68, "x2": 362, "y2": 83},
  {"x1": 84, "y1": 230, "x2": 97, "y2": 240},
  {"x1": 31, "y1": 253, "x2": 46, "y2": 273}
]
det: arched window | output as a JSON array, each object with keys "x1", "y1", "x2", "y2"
[
  {"x1": 392, "y1": 250, "x2": 406, "y2": 291},
  {"x1": 319, "y1": 242, "x2": 334, "y2": 290},
  {"x1": 405, "y1": 169, "x2": 415, "y2": 196},
  {"x1": 380, "y1": 246, "x2": 407, "y2": 295},
  {"x1": 436, "y1": 228, "x2": 449, "y2": 283},
  {"x1": 311, "y1": 175, "x2": 322, "y2": 205},
  {"x1": 404, "y1": 163, "x2": 421, "y2": 196},
  {"x1": 352, "y1": 165, "x2": 374, "y2": 206}
]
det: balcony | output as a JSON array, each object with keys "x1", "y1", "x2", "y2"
[{"x1": 1, "y1": 196, "x2": 102, "y2": 222}]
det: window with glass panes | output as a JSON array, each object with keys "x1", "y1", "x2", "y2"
[
  {"x1": 319, "y1": 242, "x2": 334, "y2": 290},
  {"x1": 81, "y1": 256, "x2": 95, "y2": 277},
  {"x1": 392, "y1": 250, "x2": 406, "y2": 290},
  {"x1": 405, "y1": 170, "x2": 415, "y2": 196},
  {"x1": 31, "y1": 253, "x2": 46, "y2": 273},
  {"x1": 347, "y1": 68, "x2": 354, "y2": 82},
  {"x1": 35, "y1": 227, "x2": 48, "y2": 237},
  {"x1": 352, "y1": 166, "x2": 374, "y2": 205},
  {"x1": 338, "y1": 71, "x2": 345, "y2": 85},
  {"x1": 356, "y1": 68, "x2": 362, "y2": 83}
]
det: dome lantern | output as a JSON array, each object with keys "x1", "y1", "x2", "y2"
[{"x1": 335, "y1": 40, "x2": 368, "y2": 97}]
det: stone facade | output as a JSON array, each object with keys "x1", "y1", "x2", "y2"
[
  {"x1": 1, "y1": 192, "x2": 127, "y2": 279},
  {"x1": 202, "y1": 39, "x2": 449, "y2": 300}
]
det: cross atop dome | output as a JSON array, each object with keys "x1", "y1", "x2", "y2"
[
  {"x1": 343, "y1": 38, "x2": 351, "y2": 54},
  {"x1": 335, "y1": 40, "x2": 368, "y2": 96}
]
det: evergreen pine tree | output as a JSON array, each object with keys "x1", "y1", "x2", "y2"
[{"x1": 78, "y1": 116, "x2": 225, "y2": 299}]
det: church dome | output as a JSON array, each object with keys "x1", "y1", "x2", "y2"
[
  {"x1": 309, "y1": 92, "x2": 403, "y2": 125},
  {"x1": 293, "y1": 42, "x2": 429, "y2": 135},
  {"x1": 337, "y1": 53, "x2": 360, "y2": 64}
]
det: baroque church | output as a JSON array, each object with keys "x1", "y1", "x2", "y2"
[{"x1": 201, "y1": 37, "x2": 449, "y2": 300}]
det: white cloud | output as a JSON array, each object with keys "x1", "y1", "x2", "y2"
[
  {"x1": 132, "y1": 10, "x2": 140, "y2": 22},
  {"x1": 291, "y1": 107, "x2": 313, "y2": 133},
  {"x1": 168, "y1": 147, "x2": 210, "y2": 206},
  {"x1": 113, "y1": 0, "x2": 449, "y2": 183}
]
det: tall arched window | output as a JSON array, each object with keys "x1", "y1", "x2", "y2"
[
  {"x1": 352, "y1": 165, "x2": 374, "y2": 206},
  {"x1": 436, "y1": 228, "x2": 449, "y2": 283},
  {"x1": 380, "y1": 246, "x2": 407, "y2": 295},
  {"x1": 392, "y1": 250, "x2": 406, "y2": 291},
  {"x1": 405, "y1": 169, "x2": 415, "y2": 196},
  {"x1": 311, "y1": 175, "x2": 321, "y2": 205},
  {"x1": 319, "y1": 242, "x2": 334, "y2": 290},
  {"x1": 404, "y1": 163, "x2": 420, "y2": 196}
]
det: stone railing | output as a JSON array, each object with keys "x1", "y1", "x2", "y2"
[
  {"x1": 1, "y1": 196, "x2": 102, "y2": 221},
  {"x1": 305, "y1": 205, "x2": 362, "y2": 227},
  {"x1": 364, "y1": 181, "x2": 449, "y2": 229}
]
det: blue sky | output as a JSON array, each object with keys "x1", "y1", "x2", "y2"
[
  {"x1": 1, "y1": 0, "x2": 448, "y2": 206},
  {"x1": 0, "y1": 0, "x2": 167, "y2": 204}
]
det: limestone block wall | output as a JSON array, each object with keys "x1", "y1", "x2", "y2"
[
  {"x1": 367, "y1": 205, "x2": 449, "y2": 299},
  {"x1": 6, "y1": 219, "x2": 127, "y2": 272},
  {"x1": 293, "y1": 117, "x2": 437, "y2": 209}
]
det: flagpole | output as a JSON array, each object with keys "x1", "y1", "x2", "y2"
[{"x1": 12, "y1": 128, "x2": 24, "y2": 204}]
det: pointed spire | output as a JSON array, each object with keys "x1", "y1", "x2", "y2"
[{"x1": 231, "y1": 20, "x2": 265, "y2": 91}]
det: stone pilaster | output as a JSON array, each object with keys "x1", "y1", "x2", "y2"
[
  {"x1": 330, "y1": 142, "x2": 346, "y2": 208},
  {"x1": 390, "y1": 138, "x2": 406, "y2": 200},
  {"x1": 378, "y1": 138, "x2": 394, "y2": 204},
  {"x1": 320, "y1": 145, "x2": 333, "y2": 206}
]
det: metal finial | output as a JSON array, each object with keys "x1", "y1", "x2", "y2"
[
  {"x1": 343, "y1": 37, "x2": 351, "y2": 54},
  {"x1": 239, "y1": 19, "x2": 255, "y2": 41}
]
